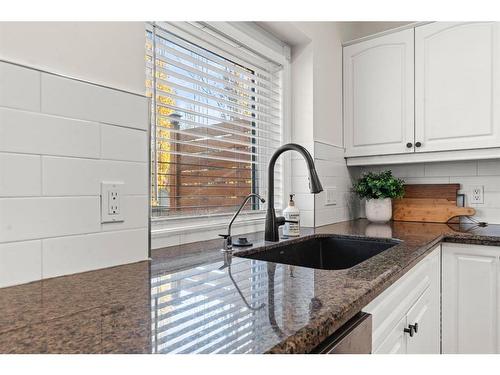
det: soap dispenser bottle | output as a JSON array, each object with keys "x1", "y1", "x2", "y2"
[{"x1": 283, "y1": 193, "x2": 300, "y2": 237}]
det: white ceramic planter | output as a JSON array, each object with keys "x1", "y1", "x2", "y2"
[{"x1": 365, "y1": 198, "x2": 392, "y2": 223}]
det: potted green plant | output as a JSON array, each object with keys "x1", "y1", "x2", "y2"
[{"x1": 353, "y1": 170, "x2": 405, "y2": 223}]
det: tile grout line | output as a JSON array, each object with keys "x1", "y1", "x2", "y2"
[{"x1": 1, "y1": 227, "x2": 149, "y2": 246}]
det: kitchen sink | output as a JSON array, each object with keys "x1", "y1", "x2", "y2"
[{"x1": 235, "y1": 236, "x2": 400, "y2": 270}]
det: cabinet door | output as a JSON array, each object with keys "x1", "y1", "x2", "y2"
[
  {"x1": 343, "y1": 29, "x2": 415, "y2": 157},
  {"x1": 365, "y1": 246, "x2": 440, "y2": 353},
  {"x1": 374, "y1": 315, "x2": 407, "y2": 354},
  {"x1": 406, "y1": 286, "x2": 440, "y2": 354},
  {"x1": 442, "y1": 243, "x2": 500, "y2": 354},
  {"x1": 415, "y1": 22, "x2": 500, "y2": 152}
]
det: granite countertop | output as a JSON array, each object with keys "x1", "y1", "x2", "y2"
[{"x1": 2, "y1": 219, "x2": 500, "y2": 354}]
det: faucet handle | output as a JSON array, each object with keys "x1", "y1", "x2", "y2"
[
  {"x1": 275, "y1": 217, "x2": 298, "y2": 225},
  {"x1": 218, "y1": 234, "x2": 230, "y2": 239}
]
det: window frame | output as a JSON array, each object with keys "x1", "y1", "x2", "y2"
[{"x1": 148, "y1": 22, "x2": 292, "y2": 238}]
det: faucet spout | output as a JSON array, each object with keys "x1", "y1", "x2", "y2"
[{"x1": 265, "y1": 143, "x2": 323, "y2": 242}]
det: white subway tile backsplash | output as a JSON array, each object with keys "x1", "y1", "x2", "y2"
[
  {"x1": 357, "y1": 158, "x2": 500, "y2": 224},
  {"x1": 449, "y1": 176, "x2": 500, "y2": 191},
  {"x1": 309, "y1": 141, "x2": 356, "y2": 226},
  {"x1": 42, "y1": 157, "x2": 147, "y2": 196},
  {"x1": 292, "y1": 158, "x2": 350, "y2": 179},
  {"x1": 291, "y1": 159, "x2": 309, "y2": 177},
  {"x1": 360, "y1": 164, "x2": 425, "y2": 178},
  {"x1": 100, "y1": 195, "x2": 148, "y2": 232},
  {"x1": 152, "y1": 233, "x2": 180, "y2": 250},
  {"x1": 293, "y1": 193, "x2": 314, "y2": 211},
  {"x1": 317, "y1": 178, "x2": 352, "y2": 200},
  {"x1": 0, "y1": 66, "x2": 150, "y2": 287},
  {"x1": 291, "y1": 176, "x2": 310, "y2": 194},
  {"x1": 315, "y1": 206, "x2": 350, "y2": 227},
  {"x1": 100, "y1": 124, "x2": 147, "y2": 162},
  {"x1": 404, "y1": 176, "x2": 451, "y2": 184},
  {"x1": 0, "y1": 153, "x2": 41, "y2": 197},
  {"x1": 424, "y1": 161, "x2": 477, "y2": 177},
  {"x1": 483, "y1": 192, "x2": 500, "y2": 208},
  {"x1": 390, "y1": 164, "x2": 425, "y2": 178},
  {"x1": 0, "y1": 62, "x2": 149, "y2": 287},
  {"x1": 0, "y1": 240, "x2": 42, "y2": 287},
  {"x1": 477, "y1": 159, "x2": 500, "y2": 176},
  {"x1": 0, "y1": 62, "x2": 40, "y2": 112},
  {"x1": 467, "y1": 207, "x2": 500, "y2": 224},
  {"x1": 42, "y1": 228, "x2": 148, "y2": 278},
  {"x1": 314, "y1": 142, "x2": 344, "y2": 160},
  {"x1": 315, "y1": 160, "x2": 352, "y2": 179},
  {"x1": 0, "y1": 197, "x2": 100, "y2": 242},
  {"x1": 41, "y1": 73, "x2": 148, "y2": 130},
  {"x1": 299, "y1": 210, "x2": 315, "y2": 227},
  {"x1": 0, "y1": 108, "x2": 100, "y2": 158}
]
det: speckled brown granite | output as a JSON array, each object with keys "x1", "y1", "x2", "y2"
[{"x1": 1, "y1": 219, "x2": 500, "y2": 354}]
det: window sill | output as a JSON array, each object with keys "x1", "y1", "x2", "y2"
[{"x1": 151, "y1": 211, "x2": 273, "y2": 238}]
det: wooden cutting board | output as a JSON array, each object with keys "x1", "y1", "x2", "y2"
[
  {"x1": 393, "y1": 184, "x2": 476, "y2": 223},
  {"x1": 402, "y1": 183, "x2": 460, "y2": 202}
]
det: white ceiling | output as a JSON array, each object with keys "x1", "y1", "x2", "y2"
[{"x1": 256, "y1": 21, "x2": 414, "y2": 45}]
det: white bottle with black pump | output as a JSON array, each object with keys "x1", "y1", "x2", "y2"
[{"x1": 283, "y1": 193, "x2": 300, "y2": 237}]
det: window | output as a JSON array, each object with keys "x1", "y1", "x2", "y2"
[{"x1": 146, "y1": 23, "x2": 284, "y2": 221}]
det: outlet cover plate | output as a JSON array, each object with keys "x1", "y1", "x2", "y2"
[
  {"x1": 325, "y1": 187, "x2": 337, "y2": 206},
  {"x1": 470, "y1": 185, "x2": 484, "y2": 205},
  {"x1": 101, "y1": 182, "x2": 124, "y2": 223}
]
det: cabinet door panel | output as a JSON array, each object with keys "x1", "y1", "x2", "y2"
[
  {"x1": 374, "y1": 315, "x2": 407, "y2": 354},
  {"x1": 406, "y1": 286, "x2": 440, "y2": 354},
  {"x1": 344, "y1": 29, "x2": 414, "y2": 157},
  {"x1": 415, "y1": 22, "x2": 500, "y2": 152},
  {"x1": 442, "y1": 243, "x2": 500, "y2": 353}
]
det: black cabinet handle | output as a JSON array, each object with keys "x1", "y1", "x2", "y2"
[
  {"x1": 415, "y1": 142, "x2": 422, "y2": 148},
  {"x1": 404, "y1": 325, "x2": 415, "y2": 337},
  {"x1": 409, "y1": 323, "x2": 418, "y2": 334},
  {"x1": 406, "y1": 142, "x2": 413, "y2": 148}
]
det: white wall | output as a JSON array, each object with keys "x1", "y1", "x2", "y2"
[
  {"x1": 0, "y1": 60, "x2": 149, "y2": 287},
  {"x1": 354, "y1": 160, "x2": 500, "y2": 224},
  {"x1": 269, "y1": 22, "x2": 409, "y2": 227},
  {"x1": 0, "y1": 22, "x2": 146, "y2": 94}
]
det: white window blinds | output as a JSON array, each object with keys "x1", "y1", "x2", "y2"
[{"x1": 146, "y1": 23, "x2": 283, "y2": 219}]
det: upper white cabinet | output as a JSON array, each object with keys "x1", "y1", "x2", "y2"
[
  {"x1": 442, "y1": 243, "x2": 500, "y2": 354},
  {"x1": 343, "y1": 29, "x2": 415, "y2": 157},
  {"x1": 344, "y1": 22, "x2": 500, "y2": 164},
  {"x1": 415, "y1": 22, "x2": 500, "y2": 152}
]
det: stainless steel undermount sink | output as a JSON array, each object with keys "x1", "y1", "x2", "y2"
[{"x1": 235, "y1": 236, "x2": 400, "y2": 270}]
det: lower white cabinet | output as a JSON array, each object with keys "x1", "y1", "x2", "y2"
[
  {"x1": 442, "y1": 243, "x2": 500, "y2": 354},
  {"x1": 364, "y1": 246, "x2": 440, "y2": 354},
  {"x1": 375, "y1": 315, "x2": 407, "y2": 354},
  {"x1": 364, "y1": 242, "x2": 500, "y2": 354}
]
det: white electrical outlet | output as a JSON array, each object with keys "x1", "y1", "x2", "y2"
[
  {"x1": 101, "y1": 182, "x2": 124, "y2": 223},
  {"x1": 108, "y1": 190, "x2": 120, "y2": 215},
  {"x1": 325, "y1": 187, "x2": 337, "y2": 206},
  {"x1": 470, "y1": 185, "x2": 484, "y2": 205}
]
